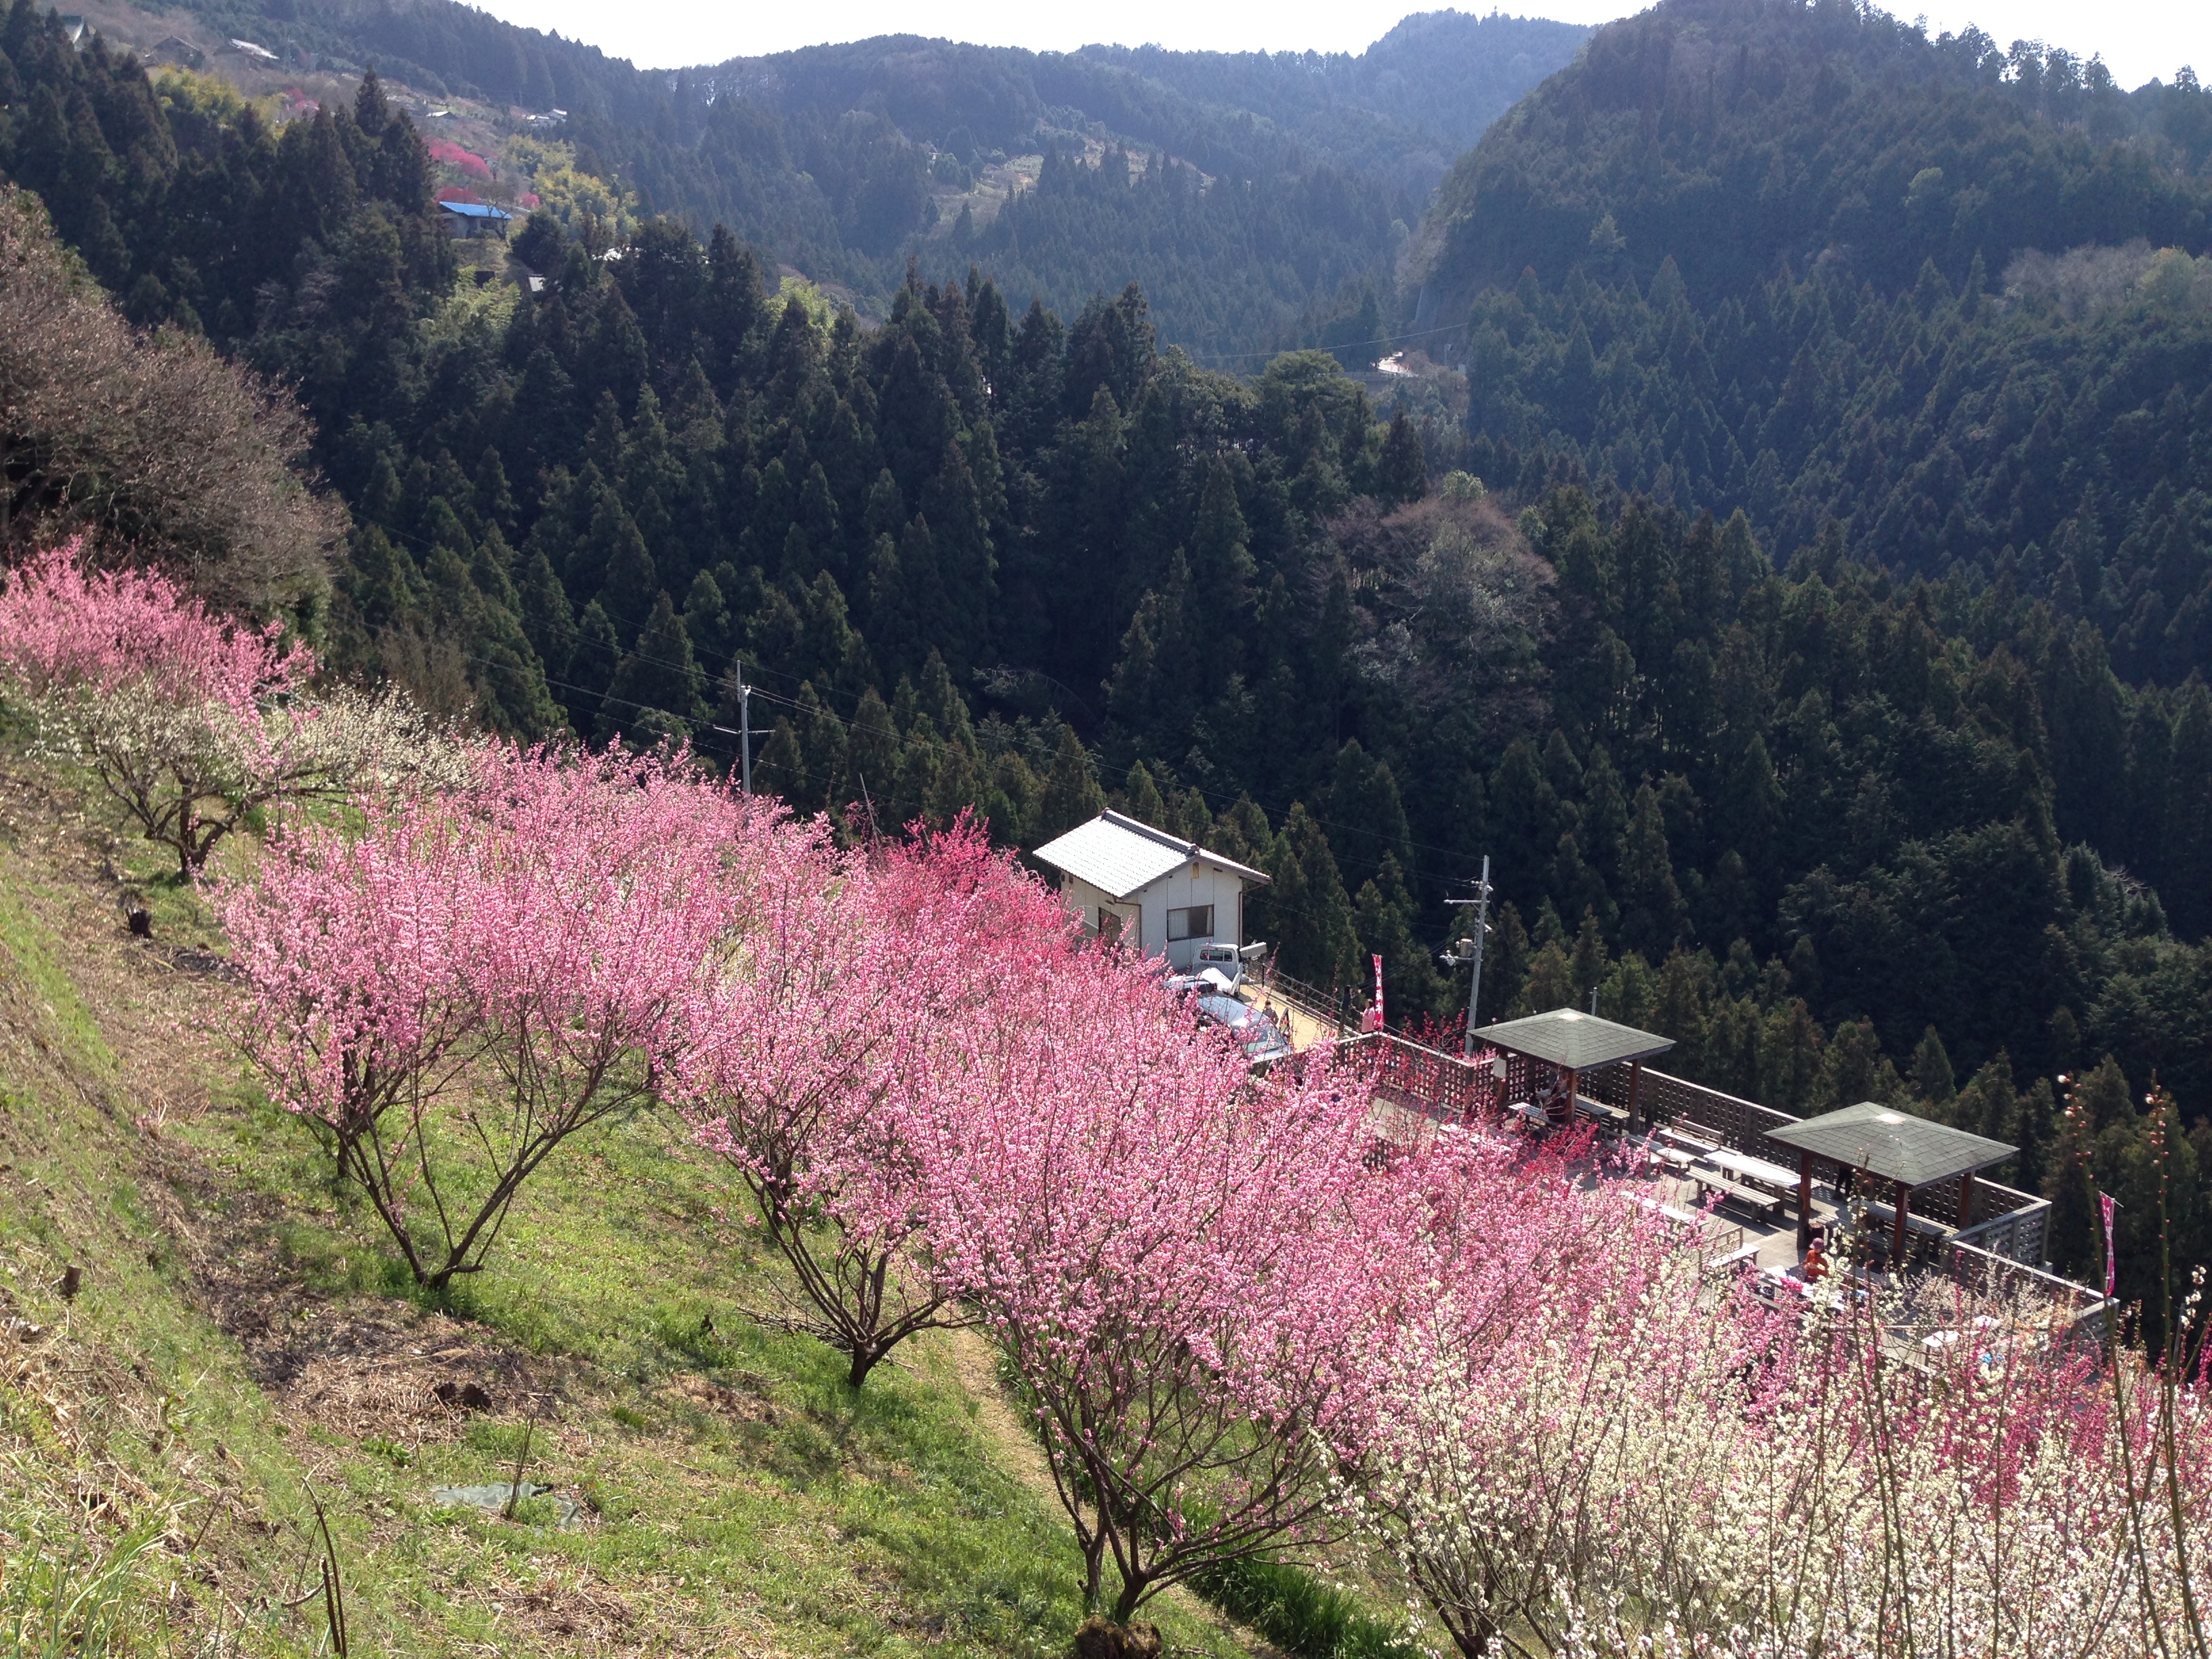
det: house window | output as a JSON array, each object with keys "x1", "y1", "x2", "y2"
[
  {"x1": 1167, "y1": 905, "x2": 1212, "y2": 942},
  {"x1": 1098, "y1": 908, "x2": 1125, "y2": 943}
]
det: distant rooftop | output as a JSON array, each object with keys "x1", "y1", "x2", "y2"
[
  {"x1": 438, "y1": 201, "x2": 514, "y2": 222},
  {"x1": 1030, "y1": 811, "x2": 1269, "y2": 901},
  {"x1": 1767, "y1": 1101, "x2": 2016, "y2": 1190},
  {"x1": 1472, "y1": 1007, "x2": 1675, "y2": 1072}
]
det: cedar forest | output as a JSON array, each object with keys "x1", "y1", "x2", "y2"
[{"x1": 4, "y1": 0, "x2": 2212, "y2": 1315}]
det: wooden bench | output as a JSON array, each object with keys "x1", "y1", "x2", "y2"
[
  {"x1": 1631, "y1": 1194, "x2": 1705, "y2": 1230},
  {"x1": 1702, "y1": 1242, "x2": 1761, "y2": 1277},
  {"x1": 1864, "y1": 1202, "x2": 1952, "y2": 1242}
]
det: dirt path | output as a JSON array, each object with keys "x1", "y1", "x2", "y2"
[{"x1": 932, "y1": 1327, "x2": 1285, "y2": 1659}]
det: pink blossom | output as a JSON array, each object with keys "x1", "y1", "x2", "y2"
[
  {"x1": 905, "y1": 933, "x2": 1445, "y2": 1621},
  {"x1": 0, "y1": 537, "x2": 311, "y2": 715},
  {"x1": 222, "y1": 745, "x2": 757, "y2": 1289},
  {"x1": 426, "y1": 140, "x2": 492, "y2": 180},
  {"x1": 672, "y1": 815, "x2": 1073, "y2": 1387}
]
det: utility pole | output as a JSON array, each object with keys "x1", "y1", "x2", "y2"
[
  {"x1": 1440, "y1": 856, "x2": 1494, "y2": 1058},
  {"x1": 737, "y1": 661, "x2": 752, "y2": 796},
  {"x1": 709, "y1": 664, "x2": 758, "y2": 793}
]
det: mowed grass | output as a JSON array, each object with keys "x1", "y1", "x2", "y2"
[{"x1": 0, "y1": 758, "x2": 1267, "y2": 1658}]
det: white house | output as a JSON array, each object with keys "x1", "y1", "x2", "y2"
[{"x1": 1030, "y1": 810, "x2": 1269, "y2": 970}]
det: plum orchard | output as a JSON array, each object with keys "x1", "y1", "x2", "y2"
[
  {"x1": 0, "y1": 541, "x2": 459, "y2": 876},
  {"x1": 12, "y1": 541, "x2": 2212, "y2": 1649}
]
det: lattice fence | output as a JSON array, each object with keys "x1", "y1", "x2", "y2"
[{"x1": 1586, "y1": 1064, "x2": 2051, "y2": 1265}]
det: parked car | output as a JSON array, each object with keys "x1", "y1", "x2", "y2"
[
  {"x1": 1195, "y1": 994, "x2": 1293, "y2": 1067},
  {"x1": 1165, "y1": 940, "x2": 1267, "y2": 996}
]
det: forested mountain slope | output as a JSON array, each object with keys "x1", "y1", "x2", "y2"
[
  {"x1": 8, "y1": 0, "x2": 2212, "y2": 1296},
  {"x1": 1405, "y1": 0, "x2": 2212, "y2": 681},
  {"x1": 136, "y1": 0, "x2": 1585, "y2": 354},
  {"x1": 1416, "y1": 0, "x2": 2211, "y2": 308}
]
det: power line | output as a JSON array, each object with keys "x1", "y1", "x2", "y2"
[
  {"x1": 1179, "y1": 319, "x2": 1469, "y2": 367},
  {"x1": 367, "y1": 518, "x2": 1480, "y2": 878},
  {"x1": 450, "y1": 634, "x2": 1444, "y2": 958}
]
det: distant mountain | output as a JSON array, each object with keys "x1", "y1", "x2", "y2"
[
  {"x1": 1410, "y1": 0, "x2": 2211, "y2": 313},
  {"x1": 1392, "y1": 0, "x2": 2212, "y2": 661},
  {"x1": 150, "y1": 0, "x2": 1587, "y2": 354}
]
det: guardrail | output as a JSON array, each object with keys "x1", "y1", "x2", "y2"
[
  {"x1": 1945, "y1": 1239, "x2": 2112, "y2": 1345},
  {"x1": 1258, "y1": 966, "x2": 1349, "y2": 1029},
  {"x1": 1583, "y1": 1063, "x2": 2051, "y2": 1267}
]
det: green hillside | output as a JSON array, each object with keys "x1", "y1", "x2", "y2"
[{"x1": 0, "y1": 750, "x2": 1293, "y2": 1656}]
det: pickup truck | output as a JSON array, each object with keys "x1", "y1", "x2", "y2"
[{"x1": 1165, "y1": 940, "x2": 1267, "y2": 996}]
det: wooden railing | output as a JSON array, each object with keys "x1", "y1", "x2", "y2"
[
  {"x1": 1335, "y1": 1029, "x2": 1497, "y2": 1120},
  {"x1": 1945, "y1": 1240, "x2": 2112, "y2": 1345},
  {"x1": 1575, "y1": 1065, "x2": 2054, "y2": 1268}
]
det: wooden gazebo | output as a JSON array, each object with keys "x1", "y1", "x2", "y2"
[
  {"x1": 1765, "y1": 1101, "x2": 2016, "y2": 1258},
  {"x1": 1470, "y1": 1008, "x2": 1675, "y2": 1130}
]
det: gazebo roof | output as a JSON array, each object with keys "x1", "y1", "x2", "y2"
[
  {"x1": 1765, "y1": 1101, "x2": 2016, "y2": 1189},
  {"x1": 1471, "y1": 1008, "x2": 1675, "y2": 1072}
]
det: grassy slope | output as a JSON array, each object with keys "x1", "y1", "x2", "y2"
[{"x1": 0, "y1": 753, "x2": 1277, "y2": 1658}]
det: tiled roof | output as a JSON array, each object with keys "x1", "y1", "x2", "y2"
[
  {"x1": 1765, "y1": 1101, "x2": 2016, "y2": 1189},
  {"x1": 1030, "y1": 811, "x2": 1269, "y2": 901},
  {"x1": 1471, "y1": 1007, "x2": 1676, "y2": 1071}
]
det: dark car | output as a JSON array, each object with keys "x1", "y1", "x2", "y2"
[{"x1": 1195, "y1": 994, "x2": 1294, "y2": 1067}]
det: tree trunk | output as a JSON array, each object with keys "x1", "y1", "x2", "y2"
[{"x1": 845, "y1": 1344, "x2": 880, "y2": 1389}]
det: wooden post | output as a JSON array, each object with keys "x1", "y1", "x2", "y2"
[
  {"x1": 1797, "y1": 1150, "x2": 1814, "y2": 1252},
  {"x1": 1892, "y1": 1181, "x2": 1912, "y2": 1266},
  {"x1": 1958, "y1": 1168, "x2": 1976, "y2": 1231},
  {"x1": 1563, "y1": 1067, "x2": 1578, "y2": 1128},
  {"x1": 1629, "y1": 1059, "x2": 1643, "y2": 1132}
]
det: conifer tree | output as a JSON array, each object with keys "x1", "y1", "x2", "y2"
[
  {"x1": 842, "y1": 685, "x2": 900, "y2": 826},
  {"x1": 1356, "y1": 853, "x2": 1446, "y2": 1023},
  {"x1": 597, "y1": 591, "x2": 706, "y2": 745},
  {"x1": 1910, "y1": 1027, "x2": 1957, "y2": 1106},
  {"x1": 564, "y1": 600, "x2": 622, "y2": 731},
  {"x1": 1617, "y1": 781, "x2": 1687, "y2": 960},
  {"x1": 1037, "y1": 723, "x2": 1105, "y2": 841},
  {"x1": 1377, "y1": 410, "x2": 1428, "y2": 506},
  {"x1": 755, "y1": 716, "x2": 808, "y2": 806},
  {"x1": 1121, "y1": 760, "x2": 1167, "y2": 827},
  {"x1": 1266, "y1": 804, "x2": 1360, "y2": 991}
]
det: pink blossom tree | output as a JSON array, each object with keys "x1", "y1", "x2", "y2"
[
  {"x1": 223, "y1": 747, "x2": 750, "y2": 1289},
  {"x1": 675, "y1": 817, "x2": 1073, "y2": 1388},
  {"x1": 0, "y1": 540, "x2": 459, "y2": 877},
  {"x1": 912, "y1": 947, "x2": 1430, "y2": 1622}
]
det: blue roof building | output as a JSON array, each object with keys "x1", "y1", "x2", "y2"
[{"x1": 438, "y1": 201, "x2": 514, "y2": 239}]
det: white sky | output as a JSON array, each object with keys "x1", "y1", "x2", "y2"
[{"x1": 470, "y1": 0, "x2": 2207, "y2": 93}]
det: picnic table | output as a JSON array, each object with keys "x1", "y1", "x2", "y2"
[
  {"x1": 1702, "y1": 1148, "x2": 1800, "y2": 1196},
  {"x1": 1574, "y1": 1094, "x2": 1631, "y2": 1131},
  {"x1": 1689, "y1": 1168, "x2": 1785, "y2": 1223}
]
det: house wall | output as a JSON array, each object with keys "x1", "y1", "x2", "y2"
[{"x1": 1057, "y1": 864, "x2": 1250, "y2": 968}]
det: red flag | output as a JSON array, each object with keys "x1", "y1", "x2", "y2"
[{"x1": 2102, "y1": 1191, "x2": 2117, "y2": 1298}]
